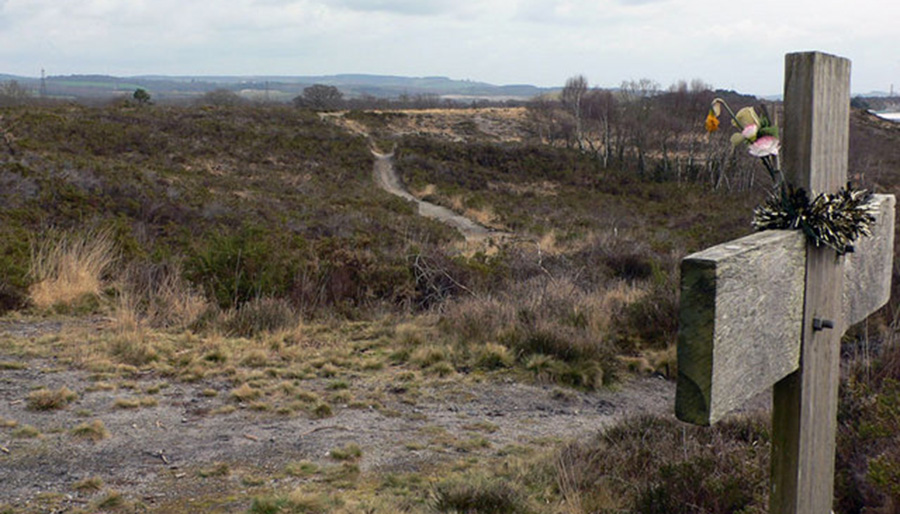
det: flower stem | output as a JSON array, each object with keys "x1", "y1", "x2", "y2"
[{"x1": 712, "y1": 98, "x2": 743, "y2": 129}]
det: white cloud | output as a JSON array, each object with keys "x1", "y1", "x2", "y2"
[
  {"x1": 0, "y1": 0, "x2": 897, "y2": 95},
  {"x1": 330, "y1": 0, "x2": 457, "y2": 16}
]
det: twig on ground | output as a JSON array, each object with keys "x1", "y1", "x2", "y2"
[{"x1": 300, "y1": 425, "x2": 351, "y2": 438}]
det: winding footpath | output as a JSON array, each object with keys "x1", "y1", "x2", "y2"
[
  {"x1": 319, "y1": 111, "x2": 508, "y2": 242},
  {"x1": 372, "y1": 150, "x2": 507, "y2": 242}
]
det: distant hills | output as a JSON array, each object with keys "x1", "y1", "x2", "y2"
[
  {"x1": 0, "y1": 73, "x2": 552, "y2": 103},
  {"x1": 2, "y1": 71, "x2": 895, "y2": 105}
]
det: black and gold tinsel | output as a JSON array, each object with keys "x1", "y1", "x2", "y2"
[{"x1": 752, "y1": 182, "x2": 876, "y2": 255}]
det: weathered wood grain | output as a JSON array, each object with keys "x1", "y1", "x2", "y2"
[
  {"x1": 675, "y1": 50, "x2": 895, "y2": 514},
  {"x1": 843, "y1": 194, "x2": 896, "y2": 326},
  {"x1": 676, "y1": 230, "x2": 806, "y2": 426},
  {"x1": 771, "y1": 50, "x2": 850, "y2": 514},
  {"x1": 675, "y1": 193, "x2": 894, "y2": 428}
]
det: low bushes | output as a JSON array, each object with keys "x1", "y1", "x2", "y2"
[
  {"x1": 555, "y1": 414, "x2": 770, "y2": 513},
  {"x1": 1, "y1": 103, "x2": 457, "y2": 320},
  {"x1": 438, "y1": 275, "x2": 651, "y2": 388},
  {"x1": 431, "y1": 473, "x2": 532, "y2": 514},
  {"x1": 836, "y1": 341, "x2": 900, "y2": 512}
]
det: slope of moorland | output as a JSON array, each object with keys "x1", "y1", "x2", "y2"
[
  {"x1": 0, "y1": 104, "x2": 460, "y2": 316},
  {"x1": 1, "y1": 100, "x2": 900, "y2": 512}
]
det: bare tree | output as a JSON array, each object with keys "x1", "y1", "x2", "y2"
[
  {"x1": 561, "y1": 75, "x2": 588, "y2": 150},
  {"x1": 525, "y1": 96, "x2": 574, "y2": 146},
  {"x1": 582, "y1": 89, "x2": 617, "y2": 167},
  {"x1": 619, "y1": 79, "x2": 659, "y2": 175},
  {"x1": 0, "y1": 81, "x2": 32, "y2": 107}
]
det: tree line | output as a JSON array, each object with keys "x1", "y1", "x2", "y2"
[{"x1": 524, "y1": 76, "x2": 770, "y2": 191}]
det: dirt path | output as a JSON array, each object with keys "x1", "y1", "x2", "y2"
[
  {"x1": 372, "y1": 151, "x2": 508, "y2": 242},
  {"x1": 320, "y1": 111, "x2": 509, "y2": 243},
  {"x1": 0, "y1": 320, "x2": 675, "y2": 512}
]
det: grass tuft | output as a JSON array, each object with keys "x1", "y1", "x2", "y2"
[
  {"x1": 231, "y1": 383, "x2": 263, "y2": 402},
  {"x1": 29, "y1": 229, "x2": 117, "y2": 311},
  {"x1": 73, "y1": 476, "x2": 104, "y2": 492},
  {"x1": 26, "y1": 386, "x2": 77, "y2": 411},
  {"x1": 431, "y1": 474, "x2": 530, "y2": 514},
  {"x1": 93, "y1": 490, "x2": 126, "y2": 510},
  {"x1": 71, "y1": 420, "x2": 110, "y2": 442},
  {"x1": 12, "y1": 424, "x2": 41, "y2": 438},
  {"x1": 198, "y1": 462, "x2": 231, "y2": 478},
  {"x1": 285, "y1": 460, "x2": 319, "y2": 477},
  {"x1": 310, "y1": 402, "x2": 333, "y2": 419},
  {"x1": 329, "y1": 443, "x2": 362, "y2": 461}
]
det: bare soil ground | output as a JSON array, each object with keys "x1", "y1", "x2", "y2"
[{"x1": 0, "y1": 318, "x2": 674, "y2": 513}]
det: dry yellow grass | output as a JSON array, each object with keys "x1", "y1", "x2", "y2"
[
  {"x1": 115, "y1": 263, "x2": 208, "y2": 332},
  {"x1": 29, "y1": 229, "x2": 117, "y2": 310},
  {"x1": 71, "y1": 420, "x2": 110, "y2": 442},
  {"x1": 412, "y1": 183, "x2": 438, "y2": 198},
  {"x1": 464, "y1": 205, "x2": 500, "y2": 229},
  {"x1": 26, "y1": 386, "x2": 78, "y2": 411}
]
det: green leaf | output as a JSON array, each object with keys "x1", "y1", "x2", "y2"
[{"x1": 758, "y1": 126, "x2": 779, "y2": 138}]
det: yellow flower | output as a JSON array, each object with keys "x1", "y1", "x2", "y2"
[
  {"x1": 705, "y1": 111, "x2": 720, "y2": 133},
  {"x1": 734, "y1": 107, "x2": 761, "y2": 129}
]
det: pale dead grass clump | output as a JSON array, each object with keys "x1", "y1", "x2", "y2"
[
  {"x1": 231, "y1": 383, "x2": 263, "y2": 402},
  {"x1": 71, "y1": 420, "x2": 110, "y2": 442},
  {"x1": 29, "y1": 229, "x2": 117, "y2": 310},
  {"x1": 73, "y1": 476, "x2": 104, "y2": 492},
  {"x1": 113, "y1": 262, "x2": 208, "y2": 339},
  {"x1": 106, "y1": 323, "x2": 170, "y2": 368},
  {"x1": 26, "y1": 386, "x2": 78, "y2": 411},
  {"x1": 465, "y1": 205, "x2": 501, "y2": 229},
  {"x1": 216, "y1": 297, "x2": 303, "y2": 339},
  {"x1": 413, "y1": 183, "x2": 438, "y2": 198},
  {"x1": 445, "y1": 195, "x2": 501, "y2": 228}
]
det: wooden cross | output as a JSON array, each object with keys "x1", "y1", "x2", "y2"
[{"x1": 676, "y1": 52, "x2": 896, "y2": 513}]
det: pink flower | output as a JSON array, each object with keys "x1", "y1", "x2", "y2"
[
  {"x1": 741, "y1": 123, "x2": 758, "y2": 140},
  {"x1": 748, "y1": 136, "x2": 780, "y2": 157}
]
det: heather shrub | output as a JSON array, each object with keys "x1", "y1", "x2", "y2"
[
  {"x1": 611, "y1": 258, "x2": 680, "y2": 351},
  {"x1": 439, "y1": 275, "x2": 639, "y2": 388},
  {"x1": 835, "y1": 341, "x2": 900, "y2": 512},
  {"x1": 0, "y1": 226, "x2": 30, "y2": 314},
  {"x1": 185, "y1": 225, "x2": 305, "y2": 309},
  {"x1": 431, "y1": 473, "x2": 531, "y2": 514},
  {"x1": 556, "y1": 414, "x2": 769, "y2": 513},
  {"x1": 218, "y1": 297, "x2": 300, "y2": 338}
]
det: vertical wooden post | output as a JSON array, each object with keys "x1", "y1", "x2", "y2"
[{"x1": 770, "y1": 52, "x2": 851, "y2": 514}]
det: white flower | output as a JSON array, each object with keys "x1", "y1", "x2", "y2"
[{"x1": 748, "y1": 136, "x2": 780, "y2": 157}]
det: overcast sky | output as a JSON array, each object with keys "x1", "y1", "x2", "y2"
[{"x1": 1, "y1": 0, "x2": 898, "y2": 96}]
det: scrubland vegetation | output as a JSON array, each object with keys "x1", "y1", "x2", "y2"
[{"x1": 2, "y1": 82, "x2": 900, "y2": 512}]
